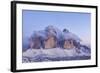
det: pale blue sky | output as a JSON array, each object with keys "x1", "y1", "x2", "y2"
[{"x1": 22, "y1": 10, "x2": 91, "y2": 44}]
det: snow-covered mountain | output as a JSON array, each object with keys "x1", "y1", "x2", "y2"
[{"x1": 22, "y1": 25, "x2": 91, "y2": 63}]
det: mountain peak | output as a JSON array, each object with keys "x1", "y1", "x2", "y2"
[{"x1": 63, "y1": 28, "x2": 69, "y2": 33}]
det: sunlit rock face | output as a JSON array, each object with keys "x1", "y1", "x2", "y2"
[
  {"x1": 44, "y1": 25, "x2": 57, "y2": 49},
  {"x1": 44, "y1": 36, "x2": 57, "y2": 49},
  {"x1": 62, "y1": 28, "x2": 81, "y2": 49},
  {"x1": 63, "y1": 39, "x2": 75, "y2": 49}
]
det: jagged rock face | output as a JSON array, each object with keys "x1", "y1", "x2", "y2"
[
  {"x1": 32, "y1": 37, "x2": 41, "y2": 49},
  {"x1": 44, "y1": 36, "x2": 57, "y2": 49},
  {"x1": 62, "y1": 28, "x2": 81, "y2": 49},
  {"x1": 63, "y1": 39, "x2": 75, "y2": 49},
  {"x1": 29, "y1": 36, "x2": 42, "y2": 49},
  {"x1": 44, "y1": 26, "x2": 57, "y2": 49},
  {"x1": 27, "y1": 25, "x2": 81, "y2": 49}
]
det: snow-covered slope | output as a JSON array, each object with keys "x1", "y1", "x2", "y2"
[{"x1": 22, "y1": 47, "x2": 91, "y2": 63}]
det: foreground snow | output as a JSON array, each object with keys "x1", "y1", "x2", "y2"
[{"x1": 22, "y1": 47, "x2": 90, "y2": 63}]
